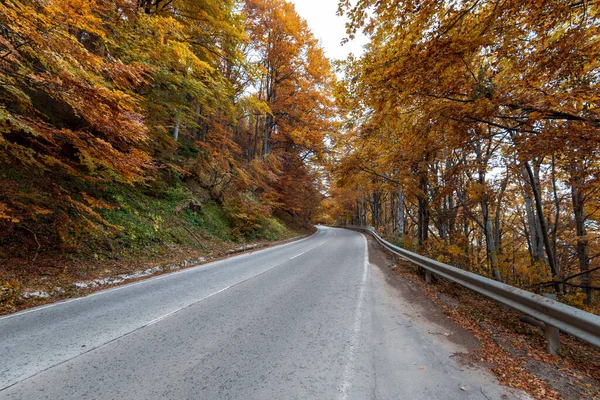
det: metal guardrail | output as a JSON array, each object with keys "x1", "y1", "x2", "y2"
[{"x1": 348, "y1": 226, "x2": 600, "y2": 354}]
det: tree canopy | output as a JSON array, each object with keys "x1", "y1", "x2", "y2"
[
  {"x1": 325, "y1": 0, "x2": 600, "y2": 305},
  {"x1": 0, "y1": 0, "x2": 334, "y2": 241}
]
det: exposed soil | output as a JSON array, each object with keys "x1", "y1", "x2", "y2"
[{"x1": 365, "y1": 234, "x2": 600, "y2": 400}]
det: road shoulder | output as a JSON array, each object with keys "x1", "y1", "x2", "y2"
[
  {"x1": 365, "y1": 234, "x2": 600, "y2": 399},
  {"x1": 365, "y1": 234, "x2": 536, "y2": 399}
]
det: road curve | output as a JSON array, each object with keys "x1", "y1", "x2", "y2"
[{"x1": 1, "y1": 227, "x2": 525, "y2": 399}]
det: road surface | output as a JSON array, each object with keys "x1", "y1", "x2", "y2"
[{"x1": 0, "y1": 227, "x2": 527, "y2": 399}]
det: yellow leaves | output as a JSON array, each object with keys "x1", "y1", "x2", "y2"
[
  {"x1": 560, "y1": 293, "x2": 588, "y2": 309},
  {"x1": 436, "y1": 254, "x2": 451, "y2": 263},
  {"x1": 0, "y1": 0, "x2": 326, "y2": 247},
  {"x1": 0, "y1": 202, "x2": 20, "y2": 224},
  {"x1": 447, "y1": 244, "x2": 464, "y2": 257},
  {"x1": 81, "y1": 193, "x2": 113, "y2": 210},
  {"x1": 67, "y1": 195, "x2": 122, "y2": 232},
  {"x1": 466, "y1": 182, "x2": 488, "y2": 202},
  {"x1": 223, "y1": 191, "x2": 273, "y2": 234},
  {"x1": 0, "y1": 0, "x2": 152, "y2": 186},
  {"x1": 0, "y1": 279, "x2": 22, "y2": 307},
  {"x1": 46, "y1": 0, "x2": 107, "y2": 38},
  {"x1": 527, "y1": 111, "x2": 545, "y2": 123},
  {"x1": 32, "y1": 206, "x2": 53, "y2": 216},
  {"x1": 241, "y1": 96, "x2": 272, "y2": 115},
  {"x1": 168, "y1": 41, "x2": 214, "y2": 75},
  {"x1": 151, "y1": 214, "x2": 163, "y2": 234}
]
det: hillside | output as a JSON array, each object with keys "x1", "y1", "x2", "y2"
[{"x1": 0, "y1": 0, "x2": 331, "y2": 311}]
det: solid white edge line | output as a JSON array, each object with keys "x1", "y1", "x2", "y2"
[
  {"x1": 339, "y1": 233, "x2": 369, "y2": 400},
  {"x1": 90, "y1": 229, "x2": 337, "y2": 330}
]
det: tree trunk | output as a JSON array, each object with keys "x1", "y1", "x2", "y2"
[
  {"x1": 173, "y1": 116, "x2": 180, "y2": 142},
  {"x1": 482, "y1": 201, "x2": 501, "y2": 280},
  {"x1": 396, "y1": 186, "x2": 404, "y2": 236},
  {"x1": 417, "y1": 173, "x2": 429, "y2": 245},
  {"x1": 448, "y1": 193, "x2": 456, "y2": 242},
  {"x1": 372, "y1": 193, "x2": 381, "y2": 229},
  {"x1": 263, "y1": 58, "x2": 275, "y2": 156},
  {"x1": 523, "y1": 161, "x2": 560, "y2": 283},
  {"x1": 475, "y1": 141, "x2": 501, "y2": 279},
  {"x1": 522, "y1": 180, "x2": 544, "y2": 262},
  {"x1": 494, "y1": 170, "x2": 509, "y2": 253},
  {"x1": 263, "y1": 113, "x2": 273, "y2": 155},
  {"x1": 551, "y1": 154, "x2": 560, "y2": 257},
  {"x1": 252, "y1": 115, "x2": 260, "y2": 158},
  {"x1": 571, "y1": 167, "x2": 592, "y2": 304}
]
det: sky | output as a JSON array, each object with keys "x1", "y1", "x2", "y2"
[{"x1": 288, "y1": 0, "x2": 368, "y2": 62}]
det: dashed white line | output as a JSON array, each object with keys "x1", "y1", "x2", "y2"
[
  {"x1": 146, "y1": 232, "x2": 338, "y2": 326},
  {"x1": 287, "y1": 233, "x2": 335, "y2": 261},
  {"x1": 289, "y1": 252, "x2": 306, "y2": 260},
  {"x1": 0, "y1": 227, "x2": 344, "y2": 393},
  {"x1": 146, "y1": 286, "x2": 232, "y2": 326}
]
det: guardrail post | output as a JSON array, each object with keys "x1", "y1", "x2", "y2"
[
  {"x1": 542, "y1": 294, "x2": 560, "y2": 354},
  {"x1": 545, "y1": 324, "x2": 560, "y2": 355},
  {"x1": 425, "y1": 270, "x2": 432, "y2": 284}
]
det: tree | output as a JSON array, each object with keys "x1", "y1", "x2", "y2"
[
  {"x1": 242, "y1": 0, "x2": 336, "y2": 221},
  {"x1": 330, "y1": 0, "x2": 600, "y2": 302}
]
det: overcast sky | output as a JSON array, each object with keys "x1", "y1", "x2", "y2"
[{"x1": 288, "y1": 0, "x2": 368, "y2": 62}]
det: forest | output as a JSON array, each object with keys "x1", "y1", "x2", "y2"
[
  {"x1": 1, "y1": 0, "x2": 599, "y2": 313},
  {"x1": 324, "y1": 0, "x2": 600, "y2": 309},
  {"x1": 0, "y1": 0, "x2": 335, "y2": 285}
]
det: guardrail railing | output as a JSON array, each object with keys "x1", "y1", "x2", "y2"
[{"x1": 347, "y1": 226, "x2": 600, "y2": 354}]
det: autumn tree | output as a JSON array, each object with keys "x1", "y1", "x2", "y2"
[
  {"x1": 0, "y1": 0, "x2": 335, "y2": 249},
  {"x1": 0, "y1": 0, "x2": 151, "y2": 234},
  {"x1": 242, "y1": 0, "x2": 336, "y2": 222},
  {"x1": 331, "y1": 0, "x2": 600, "y2": 304}
]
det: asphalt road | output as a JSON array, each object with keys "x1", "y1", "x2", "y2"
[{"x1": 0, "y1": 227, "x2": 528, "y2": 399}]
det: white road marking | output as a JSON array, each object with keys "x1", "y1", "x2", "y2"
[
  {"x1": 339, "y1": 234, "x2": 369, "y2": 400},
  {"x1": 144, "y1": 231, "x2": 338, "y2": 327},
  {"x1": 0, "y1": 229, "x2": 337, "y2": 330},
  {"x1": 146, "y1": 286, "x2": 232, "y2": 326},
  {"x1": 289, "y1": 252, "x2": 306, "y2": 260},
  {"x1": 0, "y1": 229, "x2": 337, "y2": 391},
  {"x1": 288, "y1": 232, "x2": 335, "y2": 261},
  {"x1": 0, "y1": 230, "x2": 322, "y2": 323}
]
